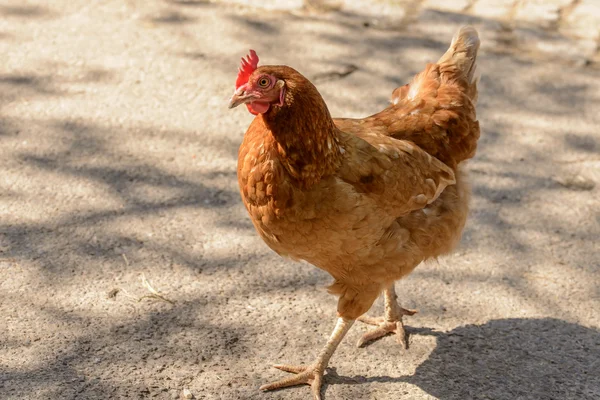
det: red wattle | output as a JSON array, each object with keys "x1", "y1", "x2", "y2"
[{"x1": 247, "y1": 102, "x2": 270, "y2": 115}]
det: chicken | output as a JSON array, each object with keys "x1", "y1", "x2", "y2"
[{"x1": 228, "y1": 26, "x2": 480, "y2": 399}]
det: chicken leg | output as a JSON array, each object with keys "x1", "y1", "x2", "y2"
[
  {"x1": 260, "y1": 317, "x2": 354, "y2": 400},
  {"x1": 356, "y1": 284, "x2": 416, "y2": 348}
]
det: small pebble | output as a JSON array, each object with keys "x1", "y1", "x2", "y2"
[{"x1": 182, "y1": 388, "x2": 193, "y2": 399}]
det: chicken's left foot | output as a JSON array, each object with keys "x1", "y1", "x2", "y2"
[{"x1": 356, "y1": 284, "x2": 416, "y2": 348}]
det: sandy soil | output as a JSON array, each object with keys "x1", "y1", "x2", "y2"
[{"x1": 1, "y1": 1, "x2": 599, "y2": 399}]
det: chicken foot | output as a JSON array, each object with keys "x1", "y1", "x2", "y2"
[
  {"x1": 356, "y1": 284, "x2": 416, "y2": 348},
  {"x1": 260, "y1": 317, "x2": 354, "y2": 400}
]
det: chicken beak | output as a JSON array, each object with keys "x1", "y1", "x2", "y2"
[{"x1": 228, "y1": 89, "x2": 255, "y2": 109}]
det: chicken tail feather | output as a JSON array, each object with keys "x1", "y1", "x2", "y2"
[
  {"x1": 438, "y1": 26, "x2": 480, "y2": 82},
  {"x1": 391, "y1": 26, "x2": 480, "y2": 107},
  {"x1": 382, "y1": 26, "x2": 481, "y2": 166}
]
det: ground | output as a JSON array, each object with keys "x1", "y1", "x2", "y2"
[{"x1": 1, "y1": 1, "x2": 599, "y2": 399}]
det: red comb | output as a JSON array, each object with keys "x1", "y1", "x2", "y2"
[{"x1": 235, "y1": 50, "x2": 259, "y2": 89}]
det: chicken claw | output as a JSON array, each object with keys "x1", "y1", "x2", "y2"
[
  {"x1": 260, "y1": 364, "x2": 324, "y2": 399},
  {"x1": 357, "y1": 285, "x2": 416, "y2": 348},
  {"x1": 260, "y1": 317, "x2": 354, "y2": 400}
]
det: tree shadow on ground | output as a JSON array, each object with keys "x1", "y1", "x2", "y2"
[
  {"x1": 2, "y1": 3, "x2": 600, "y2": 400},
  {"x1": 0, "y1": 299, "x2": 251, "y2": 399},
  {"x1": 0, "y1": 4, "x2": 55, "y2": 19}
]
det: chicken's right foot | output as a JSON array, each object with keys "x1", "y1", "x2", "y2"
[
  {"x1": 260, "y1": 317, "x2": 354, "y2": 400},
  {"x1": 260, "y1": 364, "x2": 324, "y2": 399}
]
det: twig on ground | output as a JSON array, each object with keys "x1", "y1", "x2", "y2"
[
  {"x1": 138, "y1": 274, "x2": 176, "y2": 305},
  {"x1": 107, "y1": 255, "x2": 176, "y2": 305}
]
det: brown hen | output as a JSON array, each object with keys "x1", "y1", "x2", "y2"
[{"x1": 228, "y1": 26, "x2": 480, "y2": 399}]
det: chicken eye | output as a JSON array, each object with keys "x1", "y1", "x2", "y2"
[{"x1": 258, "y1": 77, "x2": 270, "y2": 87}]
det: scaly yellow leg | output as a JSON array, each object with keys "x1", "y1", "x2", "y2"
[
  {"x1": 356, "y1": 284, "x2": 416, "y2": 348},
  {"x1": 260, "y1": 317, "x2": 354, "y2": 400}
]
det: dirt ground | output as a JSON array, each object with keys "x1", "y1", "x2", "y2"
[{"x1": 1, "y1": 1, "x2": 599, "y2": 399}]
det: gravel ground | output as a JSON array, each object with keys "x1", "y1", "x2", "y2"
[{"x1": 1, "y1": 1, "x2": 599, "y2": 399}]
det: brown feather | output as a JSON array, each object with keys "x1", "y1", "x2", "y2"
[{"x1": 237, "y1": 26, "x2": 480, "y2": 319}]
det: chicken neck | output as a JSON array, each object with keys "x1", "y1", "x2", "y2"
[{"x1": 260, "y1": 82, "x2": 343, "y2": 188}]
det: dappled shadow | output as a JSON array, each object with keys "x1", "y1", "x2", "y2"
[
  {"x1": 408, "y1": 318, "x2": 600, "y2": 400},
  {"x1": 165, "y1": 0, "x2": 211, "y2": 7},
  {"x1": 0, "y1": 300, "x2": 250, "y2": 399},
  {"x1": 2, "y1": 2, "x2": 600, "y2": 399},
  {"x1": 0, "y1": 116, "x2": 240, "y2": 278},
  {"x1": 0, "y1": 73, "x2": 62, "y2": 96},
  {"x1": 150, "y1": 10, "x2": 197, "y2": 25},
  {"x1": 227, "y1": 14, "x2": 279, "y2": 34},
  {"x1": 0, "y1": 67, "x2": 116, "y2": 111},
  {"x1": 179, "y1": 50, "x2": 206, "y2": 60},
  {"x1": 321, "y1": 318, "x2": 599, "y2": 400},
  {"x1": 0, "y1": 4, "x2": 55, "y2": 19},
  {"x1": 565, "y1": 133, "x2": 598, "y2": 153}
]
